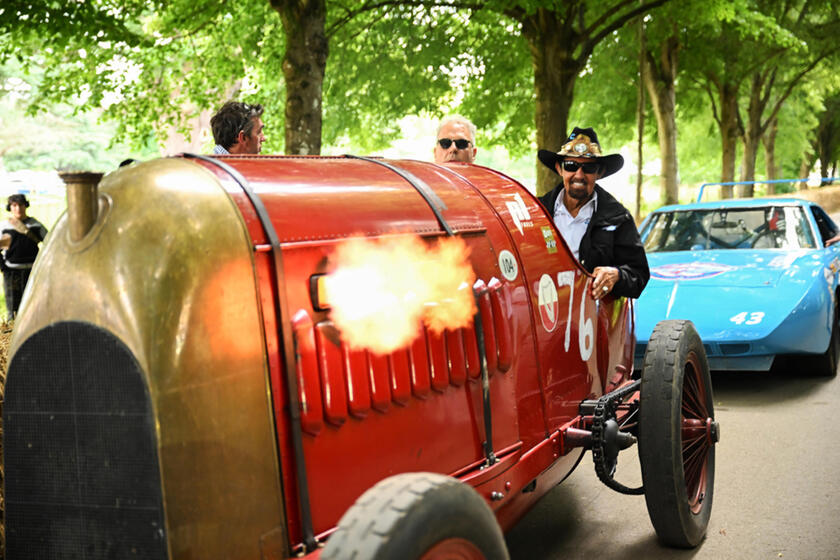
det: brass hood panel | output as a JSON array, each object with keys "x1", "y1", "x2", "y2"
[{"x1": 10, "y1": 158, "x2": 286, "y2": 558}]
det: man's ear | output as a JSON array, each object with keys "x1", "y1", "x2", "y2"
[{"x1": 235, "y1": 130, "x2": 247, "y2": 146}]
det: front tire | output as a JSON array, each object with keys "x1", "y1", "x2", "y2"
[
  {"x1": 321, "y1": 472, "x2": 509, "y2": 560},
  {"x1": 639, "y1": 320, "x2": 717, "y2": 548},
  {"x1": 815, "y1": 302, "x2": 839, "y2": 377}
]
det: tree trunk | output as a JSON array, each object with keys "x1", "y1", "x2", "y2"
[
  {"x1": 635, "y1": 13, "x2": 646, "y2": 222},
  {"x1": 739, "y1": 133, "x2": 759, "y2": 198},
  {"x1": 799, "y1": 152, "x2": 814, "y2": 189},
  {"x1": 738, "y1": 73, "x2": 768, "y2": 198},
  {"x1": 522, "y1": 10, "x2": 581, "y2": 196},
  {"x1": 643, "y1": 32, "x2": 679, "y2": 206},
  {"x1": 817, "y1": 117, "x2": 838, "y2": 183},
  {"x1": 718, "y1": 81, "x2": 740, "y2": 198},
  {"x1": 762, "y1": 115, "x2": 778, "y2": 194},
  {"x1": 271, "y1": 0, "x2": 328, "y2": 155}
]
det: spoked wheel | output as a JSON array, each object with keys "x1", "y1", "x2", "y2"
[
  {"x1": 639, "y1": 320, "x2": 719, "y2": 548},
  {"x1": 321, "y1": 472, "x2": 509, "y2": 560}
]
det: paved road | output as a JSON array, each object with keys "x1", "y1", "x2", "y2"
[{"x1": 505, "y1": 366, "x2": 840, "y2": 559}]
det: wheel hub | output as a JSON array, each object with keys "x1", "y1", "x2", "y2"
[{"x1": 681, "y1": 418, "x2": 720, "y2": 445}]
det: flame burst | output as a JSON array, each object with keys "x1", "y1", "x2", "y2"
[{"x1": 323, "y1": 235, "x2": 476, "y2": 355}]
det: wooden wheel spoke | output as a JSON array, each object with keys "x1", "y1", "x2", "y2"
[
  {"x1": 681, "y1": 432, "x2": 705, "y2": 445},
  {"x1": 684, "y1": 359, "x2": 709, "y2": 408},
  {"x1": 683, "y1": 447, "x2": 707, "y2": 485},
  {"x1": 682, "y1": 436, "x2": 706, "y2": 456},
  {"x1": 683, "y1": 442, "x2": 706, "y2": 472},
  {"x1": 619, "y1": 407, "x2": 639, "y2": 430},
  {"x1": 682, "y1": 379, "x2": 707, "y2": 418},
  {"x1": 682, "y1": 435, "x2": 706, "y2": 459},
  {"x1": 683, "y1": 439, "x2": 708, "y2": 472}
]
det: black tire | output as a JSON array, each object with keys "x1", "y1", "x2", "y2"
[
  {"x1": 815, "y1": 302, "x2": 839, "y2": 377},
  {"x1": 639, "y1": 320, "x2": 717, "y2": 548},
  {"x1": 321, "y1": 472, "x2": 509, "y2": 560}
]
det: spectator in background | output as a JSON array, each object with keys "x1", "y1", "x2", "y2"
[
  {"x1": 0, "y1": 194, "x2": 48, "y2": 320},
  {"x1": 434, "y1": 116, "x2": 477, "y2": 164},
  {"x1": 210, "y1": 101, "x2": 266, "y2": 155}
]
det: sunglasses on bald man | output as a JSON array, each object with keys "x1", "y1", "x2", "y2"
[
  {"x1": 438, "y1": 138, "x2": 471, "y2": 150},
  {"x1": 562, "y1": 160, "x2": 601, "y2": 174}
]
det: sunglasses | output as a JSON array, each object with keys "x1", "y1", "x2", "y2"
[
  {"x1": 438, "y1": 138, "x2": 471, "y2": 150},
  {"x1": 562, "y1": 160, "x2": 601, "y2": 174}
]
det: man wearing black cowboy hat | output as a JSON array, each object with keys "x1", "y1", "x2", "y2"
[
  {"x1": 538, "y1": 127, "x2": 649, "y2": 300},
  {"x1": 0, "y1": 193, "x2": 48, "y2": 320}
]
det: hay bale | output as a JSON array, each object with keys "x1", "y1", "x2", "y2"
[
  {"x1": 0, "y1": 319, "x2": 10, "y2": 558},
  {"x1": 777, "y1": 183, "x2": 840, "y2": 214}
]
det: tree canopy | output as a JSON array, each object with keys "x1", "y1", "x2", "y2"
[{"x1": 2, "y1": 0, "x2": 839, "y2": 203}]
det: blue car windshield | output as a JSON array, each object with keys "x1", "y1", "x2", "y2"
[{"x1": 643, "y1": 207, "x2": 817, "y2": 252}]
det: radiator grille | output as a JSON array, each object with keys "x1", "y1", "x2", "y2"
[{"x1": 4, "y1": 321, "x2": 167, "y2": 559}]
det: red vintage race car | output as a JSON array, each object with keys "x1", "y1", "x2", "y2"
[{"x1": 3, "y1": 156, "x2": 718, "y2": 559}]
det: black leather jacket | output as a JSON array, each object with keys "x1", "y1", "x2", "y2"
[{"x1": 538, "y1": 184, "x2": 649, "y2": 298}]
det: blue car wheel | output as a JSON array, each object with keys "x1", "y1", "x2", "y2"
[{"x1": 815, "y1": 302, "x2": 840, "y2": 377}]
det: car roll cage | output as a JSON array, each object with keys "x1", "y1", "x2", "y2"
[{"x1": 697, "y1": 177, "x2": 839, "y2": 203}]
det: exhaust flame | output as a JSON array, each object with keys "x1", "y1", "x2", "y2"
[{"x1": 323, "y1": 235, "x2": 476, "y2": 354}]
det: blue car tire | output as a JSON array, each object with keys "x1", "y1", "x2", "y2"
[{"x1": 815, "y1": 302, "x2": 840, "y2": 377}]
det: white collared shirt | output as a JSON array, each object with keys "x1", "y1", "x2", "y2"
[
  {"x1": 553, "y1": 188, "x2": 597, "y2": 259},
  {"x1": 213, "y1": 144, "x2": 230, "y2": 155}
]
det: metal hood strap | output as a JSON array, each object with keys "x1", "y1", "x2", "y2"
[
  {"x1": 344, "y1": 155, "x2": 456, "y2": 236},
  {"x1": 180, "y1": 153, "x2": 318, "y2": 552}
]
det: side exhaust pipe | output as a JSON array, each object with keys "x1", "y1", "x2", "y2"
[{"x1": 59, "y1": 171, "x2": 104, "y2": 242}]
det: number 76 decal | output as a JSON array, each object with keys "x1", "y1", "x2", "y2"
[
  {"x1": 557, "y1": 271, "x2": 594, "y2": 361},
  {"x1": 729, "y1": 311, "x2": 765, "y2": 325}
]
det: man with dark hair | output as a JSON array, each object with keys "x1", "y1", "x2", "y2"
[
  {"x1": 210, "y1": 101, "x2": 266, "y2": 155},
  {"x1": 0, "y1": 194, "x2": 47, "y2": 320},
  {"x1": 537, "y1": 126, "x2": 649, "y2": 300}
]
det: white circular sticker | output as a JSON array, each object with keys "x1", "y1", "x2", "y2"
[
  {"x1": 537, "y1": 273, "x2": 559, "y2": 333},
  {"x1": 498, "y1": 250, "x2": 518, "y2": 282}
]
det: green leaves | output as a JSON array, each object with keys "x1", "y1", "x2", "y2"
[{"x1": 2, "y1": 0, "x2": 838, "y2": 189}]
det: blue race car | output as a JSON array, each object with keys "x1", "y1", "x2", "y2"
[{"x1": 635, "y1": 197, "x2": 840, "y2": 375}]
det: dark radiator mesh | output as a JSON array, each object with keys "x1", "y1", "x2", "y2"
[{"x1": 4, "y1": 321, "x2": 167, "y2": 559}]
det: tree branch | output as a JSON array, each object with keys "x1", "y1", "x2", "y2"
[
  {"x1": 763, "y1": 48, "x2": 838, "y2": 131},
  {"x1": 703, "y1": 78, "x2": 722, "y2": 128},
  {"x1": 325, "y1": 0, "x2": 482, "y2": 37},
  {"x1": 585, "y1": 0, "x2": 673, "y2": 54}
]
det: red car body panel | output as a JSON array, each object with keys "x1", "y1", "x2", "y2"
[{"x1": 191, "y1": 155, "x2": 636, "y2": 552}]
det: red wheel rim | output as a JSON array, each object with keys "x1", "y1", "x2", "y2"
[
  {"x1": 419, "y1": 538, "x2": 485, "y2": 560},
  {"x1": 680, "y1": 351, "x2": 713, "y2": 514}
]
